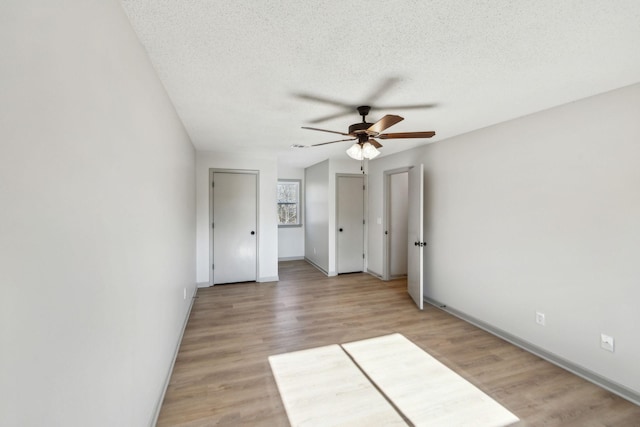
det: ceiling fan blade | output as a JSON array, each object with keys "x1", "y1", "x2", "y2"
[
  {"x1": 307, "y1": 110, "x2": 354, "y2": 124},
  {"x1": 368, "y1": 138, "x2": 383, "y2": 148},
  {"x1": 293, "y1": 93, "x2": 353, "y2": 108},
  {"x1": 367, "y1": 115, "x2": 404, "y2": 134},
  {"x1": 311, "y1": 138, "x2": 357, "y2": 147},
  {"x1": 363, "y1": 77, "x2": 401, "y2": 105},
  {"x1": 375, "y1": 103, "x2": 438, "y2": 110},
  {"x1": 302, "y1": 126, "x2": 351, "y2": 136},
  {"x1": 378, "y1": 131, "x2": 436, "y2": 139}
]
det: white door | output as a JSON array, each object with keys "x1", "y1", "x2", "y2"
[
  {"x1": 407, "y1": 164, "x2": 424, "y2": 309},
  {"x1": 212, "y1": 172, "x2": 257, "y2": 284},
  {"x1": 337, "y1": 175, "x2": 364, "y2": 274}
]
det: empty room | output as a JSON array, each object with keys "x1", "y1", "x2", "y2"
[{"x1": 1, "y1": 1, "x2": 639, "y2": 426}]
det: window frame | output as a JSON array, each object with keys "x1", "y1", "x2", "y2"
[{"x1": 277, "y1": 179, "x2": 302, "y2": 228}]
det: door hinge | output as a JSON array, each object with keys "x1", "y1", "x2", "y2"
[
  {"x1": 212, "y1": 222, "x2": 214, "y2": 228},
  {"x1": 363, "y1": 253, "x2": 365, "y2": 259},
  {"x1": 212, "y1": 182, "x2": 214, "y2": 188},
  {"x1": 212, "y1": 264, "x2": 214, "y2": 269},
  {"x1": 363, "y1": 219, "x2": 365, "y2": 225},
  {"x1": 363, "y1": 185, "x2": 365, "y2": 190}
]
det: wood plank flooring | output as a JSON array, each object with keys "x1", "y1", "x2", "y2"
[{"x1": 157, "y1": 261, "x2": 640, "y2": 426}]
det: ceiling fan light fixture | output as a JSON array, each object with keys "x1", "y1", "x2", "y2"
[
  {"x1": 361, "y1": 142, "x2": 380, "y2": 159},
  {"x1": 346, "y1": 143, "x2": 364, "y2": 160},
  {"x1": 346, "y1": 142, "x2": 380, "y2": 160}
]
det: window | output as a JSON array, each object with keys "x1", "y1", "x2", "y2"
[{"x1": 277, "y1": 179, "x2": 301, "y2": 226}]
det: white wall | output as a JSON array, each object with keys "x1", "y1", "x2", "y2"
[
  {"x1": 278, "y1": 165, "x2": 304, "y2": 260},
  {"x1": 0, "y1": 1, "x2": 196, "y2": 425},
  {"x1": 368, "y1": 84, "x2": 640, "y2": 397},
  {"x1": 196, "y1": 151, "x2": 279, "y2": 284},
  {"x1": 304, "y1": 160, "x2": 329, "y2": 271}
]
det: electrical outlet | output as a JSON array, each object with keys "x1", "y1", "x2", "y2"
[
  {"x1": 535, "y1": 311, "x2": 546, "y2": 326},
  {"x1": 600, "y1": 334, "x2": 614, "y2": 352},
  {"x1": 183, "y1": 288, "x2": 187, "y2": 300}
]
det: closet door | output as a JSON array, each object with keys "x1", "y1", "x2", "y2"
[
  {"x1": 337, "y1": 175, "x2": 364, "y2": 274},
  {"x1": 212, "y1": 172, "x2": 257, "y2": 284}
]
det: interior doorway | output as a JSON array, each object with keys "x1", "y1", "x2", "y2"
[{"x1": 383, "y1": 167, "x2": 410, "y2": 281}]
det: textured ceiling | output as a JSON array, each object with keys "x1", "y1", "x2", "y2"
[{"x1": 120, "y1": 0, "x2": 640, "y2": 168}]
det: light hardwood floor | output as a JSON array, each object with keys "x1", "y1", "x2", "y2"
[{"x1": 158, "y1": 261, "x2": 640, "y2": 426}]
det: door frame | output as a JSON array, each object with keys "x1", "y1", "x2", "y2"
[
  {"x1": 335, "y1": 173, "x2": 365, "y2": 274},
  {"x1": 382, "y1": 166, "x2": 412, "y2": 281},
  {"x1": 209, "y1": 168, "x2": 259, "y2": 286}
]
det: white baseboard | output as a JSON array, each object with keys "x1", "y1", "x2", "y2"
[
  {"x1": 304, "y1": 257, "x2": 329, "y2": 276},
  {"x1": 150, "y1": 287, "x2": 197, "y2": 426},
  {"x1": 278, "y1": 256, "x2": 305, "y2": 261},
  {"x1": 366, "y1": 269, "x2": 383, "y2": 279},
  {"x1": 258, "y1": 276, "x2": 279, "y2": 283},
  {"x1": 424, "y1": 297, "x2": 640, "y2": 407},
  {"x1": 196, "y1": 281, "x2": 209, "y2": 288}
]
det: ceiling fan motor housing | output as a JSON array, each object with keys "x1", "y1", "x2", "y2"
[{"x1": 349, "y1": 122, "x2": 373, "y2": 135}]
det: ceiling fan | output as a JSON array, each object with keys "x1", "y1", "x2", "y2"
[{"x1": 296, "y1": 105, "x2": 435, "y2": 159}]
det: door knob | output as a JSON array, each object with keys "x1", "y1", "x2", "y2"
[
  {"x1": 251, "y1": 231, "x2": 255, "y2": 235},
  {"x1": 385, "y1": 231, "x2": 388, "y2": 235},
  {"x1": 414, "y1": 241, "x2": 419, "y2": 246},
  {"x1": 339, "y1": 228, "x2": 343, "y2": 232}
]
